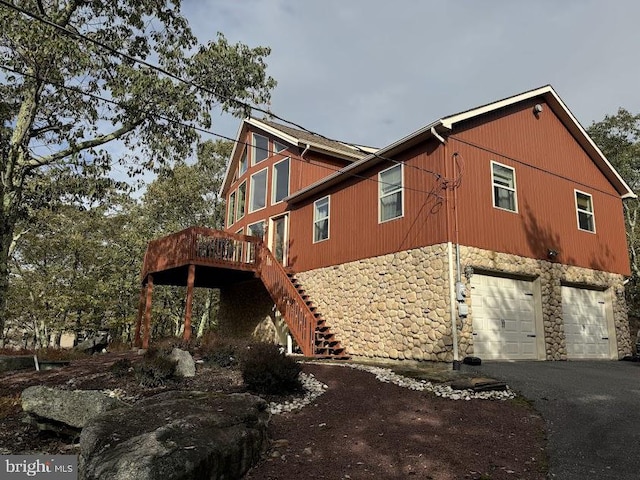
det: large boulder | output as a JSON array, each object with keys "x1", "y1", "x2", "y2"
[
  {"x1": 79, "y1": 391, "x2": 269, "y2": 480},
  {"x1": 21, "y1": 386, "x2": 127, "y2": 434},
  {"x1": 169, "y1": 348, "x2": 195, "y2": 377},
  {"x1": 75, "y1": 331, "x2": 109, "y2": 354}
]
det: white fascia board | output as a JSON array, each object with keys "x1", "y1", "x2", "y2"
[
  {"x1": 286, "y1": 120, "x2": 442, "y2": 204},
  {"x1": 219, "y1": 120, "x2": 248, "y2": 197},
  {"x1": 249, "y1": 118, "x2": 299, "y2": 146}
]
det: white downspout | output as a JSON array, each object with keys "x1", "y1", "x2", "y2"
[
  {"x1": 447, "y1": 242, "x2": 460, "y2": 367},
  {"x1": 300, "y1": 143, "x2": 310, "y2": 160}
]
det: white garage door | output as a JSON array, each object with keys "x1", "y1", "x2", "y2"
[
  {"x1": 470, "y1": 274, "x2": 537, "y2": 360},
  {"x1": 561, "y1": 286, "x2": 610, "y2": 359}
]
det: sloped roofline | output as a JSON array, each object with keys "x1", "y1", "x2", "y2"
[
  {"x1": 287, "y1": 85, "x2": 636, "y2": 204},
  {"x1": 219, "y1": 118, "x2": 374, "y2": 197}
]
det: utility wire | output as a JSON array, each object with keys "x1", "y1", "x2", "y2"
[
  {"x1": 0, "y1": 0, "x2": 445, "y2": 181},
  {"x1": 1, "y1": 64, "x2": 446, "y2": 198}
]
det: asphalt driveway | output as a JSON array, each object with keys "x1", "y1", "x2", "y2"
[{"x1": 462, "y1": 360, "x2": 640, "y2": 479}]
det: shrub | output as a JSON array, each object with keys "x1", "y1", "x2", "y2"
[
  {"x1": 241, "y1": 342, "x2": 302, "y2": 395},
  {"x1": 109, "y1": 358, "x2": 132, "y2": 377},
  {"x1": 134, "y1": 355, "x2": 177, "y2": 387},
  {"x1": 200, "y1": 335, "x2": 247, "y2": 368}
]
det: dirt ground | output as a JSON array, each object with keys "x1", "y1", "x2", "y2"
[{"x1": 0, "y1": 353, "x2": 547, "y2": 479}]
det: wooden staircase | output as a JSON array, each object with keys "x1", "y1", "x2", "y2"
[
  {"x1": 286, "y1": 272, "x2": 348, "y2": 359},
  {"x1": 256, "y1": 240, "x2": 348, "y2": 359}
]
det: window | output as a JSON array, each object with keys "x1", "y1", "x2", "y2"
[
  {"x1": 575, "y1": 190, "x2": 595, "y2": 232},
  {"x1": 272, "y1": 157, "x2": 290, "y2": 204},
  {"x1": 252, "y1": 133, "x2": 269, "y2": 165},
  {"x1": 379, "y1": 164, "x2": 403, "y2": 222},
  {"x1": 249, "y1": 168, "x2": 268, "y2": 212},
  {"x1": 313, "y1": 196, "x2": 330, "y2": 243},
  {"x1": 239, "y1": 148, "x2": 248, "y2": 176},
  {"x1": 248, "y1": 220, "x2": 265, "y2": 239},
  {"x1": 274, "y1": 141, "x2": 287, "y2": 153},
  {"x1": 491, "y1": 161, "x2": 517, "y2": 212},
  {"x1": 227, "y1": 191, "x2": 236, "y2": 227},
  {"x1": 236, "y1": 181, "x2": 246, "y2": 221}
]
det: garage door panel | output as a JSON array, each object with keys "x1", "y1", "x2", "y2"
[
  {"x1": 561, "y1": 286, "x2": 610, "y2": 359},
  {"x1": 471, "y1": 274, "x2": 538, "y2": 360}
]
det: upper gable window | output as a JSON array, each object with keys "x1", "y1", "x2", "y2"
[
  {"x1": 313, "y1": 196, "x2": 330, "y2": 243},
  {"x1": 272, "y1": 157, "x2": 290, "y2": 204},
  {"x1": 227, "y1": 191, "x2": 236, "y2": 227},
  {"x1": 252, "y1": 133, "x2": 269, "y2": 165},
  {"x1": 239, "y1": 148, "x2": 248, "y2": 176},
  {"x1": 249, "y1": 168, "x2": 268, "y2": 212},
  {"x1": 575, "y1": 190, "x2": 595, "y2": 233},
  {"x1": 379, "y1": 164, "x2": 403, "y2": 223},
  {"x1": 236, "y1": 181, "x2": 246, "y2": 222},
  {"x1": 274, "y1": 141, "x2": 287, "y2": 153},
  {"x1": 491, "y1": 161, "x2": 517, "y2": 212}
]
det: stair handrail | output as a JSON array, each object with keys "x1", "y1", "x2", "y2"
[{"x1": 256, "y1": 243, "x2": 316, "y2": 356}]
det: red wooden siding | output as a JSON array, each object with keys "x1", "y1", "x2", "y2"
[
  {"x1": 287, "y1": 98, "x2": 630, "y2": 276},
  {"x1": 450, "y1": 99, "x2": 630, "y2": 275},
  {"x1": 288, "y1": 140, "x2": 449, "y2": 272},
  {"x1": 224, "y1": 128, "x2": 350, "y2": 237}
]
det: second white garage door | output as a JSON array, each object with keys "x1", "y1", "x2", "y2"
[
  {"x1": 561, "y1": 286, "x2": 611, "y2": 359},
  {"x1": 470, "y1": 274, "x2": 538, "y2": 360}
]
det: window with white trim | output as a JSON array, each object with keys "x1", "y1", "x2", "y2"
[
  {"x1": 313, "y1": 196, "x2": 330, "y2": 243},
  {"x1": 379, "y1": 164, "x2": 403, "y2": 222},
  {"x1": 274, "y1": 141, "x2": 287, "y2": 153},
  {"x1": 239, "y1": 148, "x2": 248, "y2": 176},
  {"x1": 272, "y1": 157, "x2": 290, "y2": 204},
  {"x1": 252, "y1": 133, "x2": 269, "y2": 165},
  {"x1": 227, "y1": 191, "x2": 236, "y2": 227},
  {"x1": 236, "y1": 181, "x2": 246, "y2": 222},
  {"x1": 575, "y1": 190, "x2": 595, "y2": 232},
  {"x1": 249, "y1": 168, "x2": 268, "y2": 212},
  {"x1": 248, "y1": 220, "x2": 265, "y2": 239},
  {"x1": 491, "y1": 161, "x2": 517, "y2": 212}
]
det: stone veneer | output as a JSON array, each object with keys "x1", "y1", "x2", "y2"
[{"x1": 296, "y1": 244, "x2": 632, "y2": 362}]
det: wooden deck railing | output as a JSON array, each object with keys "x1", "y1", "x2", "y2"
[
  {"x1": 141, "y1": 227, "x2": 261, "y2": 280},
  {"x1": 257, "y1": 245, "x2": 316, "y2": 357}
]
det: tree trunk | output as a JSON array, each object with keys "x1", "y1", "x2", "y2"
[
  {"x1": 0, "y1": 212, "x2": 16, "y2": 346},
  {"x1": 197, "y1": 291, "x2": 212, "y2": 338}
]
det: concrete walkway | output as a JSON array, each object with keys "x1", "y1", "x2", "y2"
[{"x1": 462, "y1": 360, "x2": 640, "y2": 479}]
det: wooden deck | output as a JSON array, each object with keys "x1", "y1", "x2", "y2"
[{"x1": 135, "y1": 227, "x2": 347, "y2": 359}]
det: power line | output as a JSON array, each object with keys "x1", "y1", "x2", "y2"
[
  {"x1": 0, "y1": 0, "x2": 445, "y2": 181},
  {"x1": 1, "y1": 64, "x2": 445, "y2": 198}
]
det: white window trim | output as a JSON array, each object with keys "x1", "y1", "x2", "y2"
[
  {"x1": 249, "y1": 167, "x2": 269, "y2": 213},
  {"x1": 378, "y1": 163, "x2": 404, "y2": 224},
  {"x1": 247, "y1": 220, "x2": 266, "y2": 239},
  {"x1": 269, "y1": 213, "x2": 289, "y2": 266},
  {"x1": 271, "y1": 157, "x2": 291, "y2": 205},
  {"x1": 236, "y1": 180, "x2": 247, "y2": 222},
  {"x1": 238, "y1": 148, "x2": 248, "y2": 176},
  {"x1": 491, "y1": 160, "x2": 518, "y2": 213},
  {"x1": 274, "y1": 141, "x2": 288, "y2": 153},
  {"x1": 252, "y1": 133, "x2": 269, "y2": 166},
  {"x1": 227, "y1": 190, "x2": 237, "y2": 227},
  {"x1": 575, "y1": 189, "x2": 596, "y2": 234},
  {"x1": 313, "y1": 195, "x2": 330, "y2": 243}
]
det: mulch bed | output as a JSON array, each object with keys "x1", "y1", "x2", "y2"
[{"x1": 0, "y1": 353, "x2": 547, "y2": 479}]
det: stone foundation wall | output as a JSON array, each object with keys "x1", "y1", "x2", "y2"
[
  {"x1": 297, "y1": 244, "x2": 456, "y2": 361},
  {"x1": 218, "y1": 280, "x2": 279, "y2": 344},
  {"x1": 296, "y1": 244, "x2": 631, "y2": 362}
]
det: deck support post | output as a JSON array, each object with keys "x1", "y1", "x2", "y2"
[
  {"x1": 142, "y1": 275, "x2": 154, "y2": 349},
  {"x1": 133, "y1": 286, "x2": 146, "y2": 347},
  {"x1": 183, "y1": 264, "x2": 195, "y2": 341}
]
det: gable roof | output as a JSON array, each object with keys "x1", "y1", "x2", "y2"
[
  {"x1": 220, "y1": 118, "x2": 376, "y2": 196},
  {"x1": 287, "y1": 85, "x2": 636, "y2": 204}
]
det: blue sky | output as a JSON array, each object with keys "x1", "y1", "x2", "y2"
[{"x1": 181, "y1": 0, "x2": 640, "y2": 149}]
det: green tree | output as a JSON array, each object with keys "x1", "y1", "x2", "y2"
[
  {"x1": 587, "y1": 109, "x2": 640, "y2": 314},
  {"x1": 0, "y1": 1, "x2": 276, "y2": 342}
]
